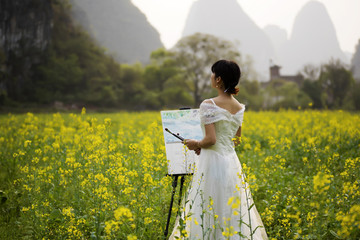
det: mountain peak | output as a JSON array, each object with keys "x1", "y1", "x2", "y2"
[
  {"x1": 71, "y1": 0, "x2": 163, "y2": 64},
  {"x1": 278, "y1": 0, "x2": 346, "y2": 74},
  {"x1": 182, "y1": 0, "x2": 274, "y2": 79}
]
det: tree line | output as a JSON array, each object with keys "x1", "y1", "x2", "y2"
[{"x1": 0, "y1": 1, "x2": 358, "y2": 111}]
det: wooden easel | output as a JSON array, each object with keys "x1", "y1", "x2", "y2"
[{"x1": 163, "y1": 173, "x2": 189, "y2": 238}]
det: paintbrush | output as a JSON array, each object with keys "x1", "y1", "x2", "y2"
[{"x1": 164, "y1": 128, "x2": 185, "y2": 141}]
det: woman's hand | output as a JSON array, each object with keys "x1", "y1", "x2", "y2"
[
  {"x1": 184, "y1": 139, "x2": 201, "y2": 155},
  {"x1": 194, "y1": 148, "x2": 201, "y2": 155},
  {"x1": 183, "y1": 139, "x2": 200, "y2": 151}
]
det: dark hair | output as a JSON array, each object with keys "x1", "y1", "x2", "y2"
[{"x1": 211, "y1": 60, "x2": 241, "y2": 95}]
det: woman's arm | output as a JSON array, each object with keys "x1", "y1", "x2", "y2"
[
  {"x1": 184, "y1": 123, "x2": 216, "y2": 150},
  {"x1": 233, "y1": 126, "x2": 242, "y2": 146}
]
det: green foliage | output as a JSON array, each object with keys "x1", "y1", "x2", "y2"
[
  {"x1": 35, "y1": 53, "x2": 83, "y2": 103},
  {"x1": 143, "y1": 48, "x2": 193, "y2": 109},
  {"x1": 32, "y1": 1, "x2": 126, "y2": 107},
  {"x1": 351, "y1": 82, "x2": 360, "y2": 110},
  {"x1": 119, "y1": 63, "x2": 144, "y2": 108},
  {"x1": 302, "y1": 80, "x2": 324, "y2": 109},
  {"x1": 236, "y1": 79, "x2": 263, "y2": 110},
  {"x1": 263, "y1": 80, "x2": 312, "y2": 110},
  {"x1": 172, "y1": 33, "x2": 245, "y2": 107},
  {"x1": 0, "y1": 49, "x2": 7, "y2": 105},
  {"x1": 319, "y1": 59, "x2": 354, "y2": 108},
  {"x1": 261, "y1": 60, "x2": 356, "y2": 111}
]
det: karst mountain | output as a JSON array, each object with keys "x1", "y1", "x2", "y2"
[
  {"x1": 71, "y1": 0, "x2": 163, "y2": 64},
  {"x1": 183, "y1": 0, "x2": 347, "y2": 78},
  {"x1": 276, "y1": 0, "x2": 347, "y2": 74}
]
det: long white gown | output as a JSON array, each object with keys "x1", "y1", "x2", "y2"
[{"x1": 169, "y1": 99, "x2": 268, "y2": 240}]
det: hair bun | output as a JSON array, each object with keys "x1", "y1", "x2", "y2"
[{"x1": 224, "y1": 86, "x2": 239, "y2": 95}]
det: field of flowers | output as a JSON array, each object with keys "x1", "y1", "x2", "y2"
[{"x1": 0, "y1": 109, "x2": 359, "y2": 239}]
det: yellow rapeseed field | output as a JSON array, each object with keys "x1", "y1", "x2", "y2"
[{"x1": 0, "y1": 109, "x2": 359, "y2": 239}]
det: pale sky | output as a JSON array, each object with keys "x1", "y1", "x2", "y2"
[{"x1": 131, "y1": 0, "x2": 360, "y2": 54}]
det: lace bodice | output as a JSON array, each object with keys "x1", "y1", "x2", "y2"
[{"x1": 199, "y1": 100, "x2": 245, "y2": 155}]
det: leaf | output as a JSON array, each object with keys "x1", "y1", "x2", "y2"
[
  {"x1": 329, "y1": 230, "x2": 341, "y2": 239},
  {"x1": 251, "y1": 226, "x2": 264, "y2": 235},
  {"x1": 49, "y1": 209, "x2": 62, "y2": 222},
  {"x1": 248, "y1": 203, "x2": 255, "y2": 211}
]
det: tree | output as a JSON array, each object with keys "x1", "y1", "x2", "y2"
[
  {"x1": 142, "y1": 48, "x2": 193, "y2": 109},
  {"x1": 172, "y1": 33, "x2": 244, "y2": 107},
  {"x1": 319, "y1": 59, "x2": 354, "y2": 108},
  {"x1": 119, "y1": 63, "x2": 144, "y2": 109},
  {"x1": 351, "y1": 82, "x2": 360, "y2": 110},
  {"x1": 236, "y1": 79, "x2": 263, "y2": 110},
  {"x1": 263, "y1": 79, "x2": 311, "y2": 110},
  {"x1": 300, "y1": 64, "x2": 320, "y2": 82},
  {"x1": 302, "y1": 79, "x2": 324, "y2": 109},
  {"x1": 300, "y1": 64, "x2": 324, "y2": 109},
  {"x1": 351, "y1": 39, "x2": 360, "y2": 81}
]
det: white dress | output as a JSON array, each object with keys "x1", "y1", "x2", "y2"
[{"x1": 169, "y1": 99, "x2": 268, "y2": 240}]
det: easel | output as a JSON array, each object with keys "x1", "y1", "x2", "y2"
[
  {"x1": 163, "y1": 107, "x2": 194, "y2": 239},
  {"x1": 164, "y1": 173, "x2": 191, "y2": 238}
]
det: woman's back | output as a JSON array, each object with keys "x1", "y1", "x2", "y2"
[
  {"x1": 199, "y1": 99, "x2": 245, "y2": 155},
  {"x1": 204, "y1": 96, "x2": 244, "y2": 115}
]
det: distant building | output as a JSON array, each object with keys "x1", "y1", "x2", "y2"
[
  {"x1": 260, "y1": 64, "x2": 305, "y2": 107},
  {"x1": 267, "y1": 64, "x2": 304, "y2": 87}
]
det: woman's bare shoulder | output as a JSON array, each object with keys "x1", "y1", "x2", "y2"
[
  {"x1": 232, "y1": 99, "x2": 244, "y2": 111},
  {"x1": 202, "y1": 99, "x2": 213, "y2": 104}
]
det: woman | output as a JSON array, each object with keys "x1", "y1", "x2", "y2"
[{"x1": 170, "y1": 60, "x2": 268, "y2": 239}]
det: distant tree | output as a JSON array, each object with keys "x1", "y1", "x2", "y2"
[
  {"x1": 351, "y1": 39, "x2": 360, "y2": 81},
  {"x1": 0, "y1": 49, "x2": 7, "y2": 105},
  {"x1": 301, "y1": 80, "x2": 324, "y2": 109},
  {"x1": 31, "y1": 1, "x2": 127, "y2": 108},
  {"x1": 236, "y1": 79, "x2": 263, "y2": 110},
  {"x1": 319, "y1": 59, "x2": 354, "y2": 108},
  {"x1": 264, "y1": 80, "x2": 311, "y2": 110},
  {"x1": 172, "y1": 33, "x2": 245, "y2": 107},
  {"x1": 275, "y1": 82, "x2": 311, "y2": 109},
  {"x1": 35, "y1": 53, "x2": 83, "y2": 103},
  {"x1": 144, "y1": 48, "x2": 177, "y2": 92},
  {"x1": 119, "y1": 63, "x2": 145, "y2": 109},
  {"x1": 300, "y1": 64, "x2": 324, "y2": 109},
  {"x1": 300, "y1": 64, "x2": 320, "y2": 82},
  {"x1": 352, "y1": 82, "x2": 360, "y2": 110},
  {"x1": 143, "y1": 48, "x2": 193, "y2": 109}
]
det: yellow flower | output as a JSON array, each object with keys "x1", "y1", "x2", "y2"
[
  {"x1": 127, "y1": 234, "x2": 137, "y2": 240},
  {"x1": 114, "y1": 207, "x2": 133, "y2": 221},
  {"x1": 105, "y1": 220, "x2": 116, "y2": 235},
  {"x1": 227, "y1": 196, "x2": 234, "y2": 206},
  {"x1": 62, "y1": 207, "x2": 75, "y2": 218},
  {"x1": 336, "y1": 205, "x2": 360, "y2": 238},
  {"x1": 194, "y1": 218, "x2": 199, "y2": 225},
  {"x1": 181, "y1": 229, "x2": 188, "y2": 237},
  {"x1": 144, "y1": 217, "x2": 152, "y2": 225},
  {"x1": 231, "y1": 197, "x2": 240, "y2": 209},
  {"x1": 313, "y1": 172, "x2": 332, "y2": 193},
  {"x1": 24, "y1": 140, "x2": 32, "y2": 147}
]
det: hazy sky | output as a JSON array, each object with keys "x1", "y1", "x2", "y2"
[{"x1": 131, "y1": 0, "x2": 360, "y2": 53}]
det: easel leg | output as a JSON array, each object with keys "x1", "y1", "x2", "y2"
[
  {"x1": 177, "y1": 176, "x2": 185, "y2": 215},
  {"x1": 164, "y1": 175, "x2": 178, "y2": 238}
]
